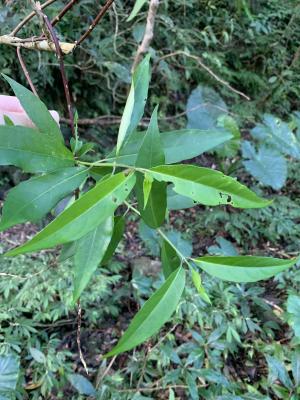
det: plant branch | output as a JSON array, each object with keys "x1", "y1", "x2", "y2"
[
  {"x1": 31, "y1": 2, "x2": 75, "y2": 135},
  {"x1": 159, "y1": 51, "x2": 250, "y2": 100},
  {"x1": 75, "y1": 0, "x2": 115, "y2": 47},
  {"x1": 16, "y1": 47, "x2": 39, "y2": 97},
  {"x1": 51, "y1": 0, "x2": 79, "y2": 26},
  {"x1": 132, "y1": 0, "x2": 160, "y2": 72},
  {"x1": 0, "y1": 35, "x2": 75, "y2": 54}
]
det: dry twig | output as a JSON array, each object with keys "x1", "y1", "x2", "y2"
[{"x1": 159, "y1": 50, "x2": 250, "y2": 100}]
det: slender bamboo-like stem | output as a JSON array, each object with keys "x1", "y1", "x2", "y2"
[{"x1": 75, "y1": 0, "x2": 115, "y2": 47}]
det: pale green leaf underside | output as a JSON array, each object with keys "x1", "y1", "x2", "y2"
[
  {"x1": 195, "y1": 256, "x2": 296, "y2": 282},
  {"x1": 73, "y1": 217, "x2": 114, "y2": 302},
  {"x1": 148, "y1": 164, "x2": 271, "y2": 208},
  {"x1": 0, "y1": 167, "x2": 88, "y2": 232},
  {"x1": 5, "y1": 172, "x2": 136, "y2": 256},
  {"x1": 0, "y1": 125, "x2": 74, "y2": 173},
  {"x1": 0, "y1": 355, "x2": 19, "y2": 393},
  {"x1": 105, "y1": 267, "x2": 186, "y2": 357}
]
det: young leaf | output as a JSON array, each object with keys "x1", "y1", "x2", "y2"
[
  {"x1": 0, "y1": 125, "x2": 74, "y2": 173},
  {"x1": 191, "y1": 268, "x2": 211, "y2": 304},
  {"x1": 105, "y1": 267, "x2": 186, "y2": 357},
  {"x1": 108, "y1": 129, "x2": 233, "y2": 166},
  {"x1": 161, "y1": 239, "x2": 181, "y2": 279},
  {"x1": 127, "y1": 0, "x2": 148, "y2": 21},
  {"x1": 101, "y1": 216, "x2": 126, "y2": 265},
  {"x1": 148, "y1": 164, "x2": 271, "y2": 208},
  {"x1": 135, "y1": 106, "x2": 167, "y2": 228},
  {"x1": 2, "y1": 74, "x2": 63, "y2": 141},
  {"x1": 116, "y1": 56, "x2": 150, "y2": 155},
  {"x1": 5, "y1": 172, "x2": 136, "y2": 256},
  {"x1": 116, "y1": 55, "x2": 151, "y2": 154},
  {"x1": 73, "y1": 217, "x2": 114, "y2": 301},
  {"x1": 0, "y1": 167, "x2": 88, "y2": 232},
  {"x1": 142, "y1": 174, "x2": 153, "y2": 209},
  {"x1": 194, "y1": 256, "x2": 296, "y2": 282}
]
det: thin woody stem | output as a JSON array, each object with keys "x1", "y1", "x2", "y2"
[
  {"x1": 75, "y1": 0, "x2": 115, "y2": 47},
  {"x1": 41, "y1": 11, "x2": 75, "y2": 136},
  {"x1": 16, "y1": 47, "x2": 39, "y2": 97},
  {"x1": 51, "y1": 0, "x2": 79, "y2": 26}
]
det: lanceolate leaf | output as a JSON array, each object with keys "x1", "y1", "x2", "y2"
[
  {"x1": 73, "y1": 217, "x2": 114, "y2": 301},
  {"x1": 135, "y1": 106, "x2": 167, "y2": 228},
  {"x1": 108, "y1": 129, "x2": 233, "y2": 166},
  {"x1": 0, "y1": 126, "x2": 74, "y2": 173},
  {"x1": 5, "y1": 172, "x2": 136, "y2": 256},
  {"x1": 116, "y1": 55, "x2": 151, "y2": 154},
  {"x1": 127, "y1": 0, "x2": 148, "y2": 21},
  {"x1": 105, "y1": 267, "x2": 185, "y2": 357},
  {"x1": 0, "y1": 167, "x2": 88, "y2": 232},
  {"x1": 101, "y1": 216, "x2": 126, "y2": 265},
  {"x1": 2, "y1": 74, "x2": 63, "y2": 141},
  {"x1": 191, "y1": 268, "x2": 211, "y2": 304},
  {"x1": 194, "y1": 256, "x2": 296, "y2": 282},
  {"x1": 148, "y1": 164, "x2": 271, "y2": 209},
  {"x1": 161, "y1": 239, "x2": 181, "y2": 279}
]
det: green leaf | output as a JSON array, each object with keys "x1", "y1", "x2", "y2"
[
  {"x1": 5, "y1": 172, "x2": 136, "y2": 256},
  {"x1": 127, "y1": 0, "x2": 148, "y2": 21},
  {"x1": 2, "y1": 74, "x2": 63, "y2": 141},
  {"x1": 0, "y1": 125, "x2": 74, "y2": 173},
  {"x1": 191, "y1": 268, "x2": 211, "y2": 304},
  {"x1": 187, "y1": 85, "x2": 227, "y2": 130},
  {"x1": 161, "y1": 239, "x2": 181, "y2": 279},
  {"x1": 292, "y1": 351, "x2": 300, "y2": 387},
  {"x1": 108, "y1": 129, "x2": 233, "y2": 165},
  {"x1": 101, "y1": 216, "x2": 126, "y2": 265},
  {"x1": 3, "y1": 115, "x2": 14, "y2": 126},
  {"x1": 242, "y1": 141, "x2": 287, "y2": 190},
  {"x1": 0, "y1": 355, "x2": 19, "y2": 393},
  {"x1": 0, "y1": 167, "x2": 88, "y2": 232},
  {"x1": 167, "y1": 186, "x2": 197, "y2": 210},
  {"x1": 68, "y1": 374, "x2": 96, "y2": 396},
  {"x1": 29, "y1": 348, "x2": 46, "y2": 364},
  {"x1": 105, "y1": 267, "x2": 185, "y2": 357},
  {"x1": 143, "y1": 174, "x2": 153, "y2": 209},
  {"x1": 252, "y1": 114, "x2": 300, "y2": 159},
  {"x1": 148, "y1": 164, "x2": 271, "y2": 208},
  {"x1": 135, "y1": 106, "x2": 167, "y2": 228},
  {"x1": 116, "y1": 55, "x2": 151, "y2": 154},
  {"x1": 287, "y1": 295, "x2": 300, "y2": 338},
  {"x1": 194, "y1": 256, "x2": 296, "y2": 282},
  {"x1": 266, "y1": 355, "x2": 293, "y2": 389},
  {"x1": 73, "y1": 217, "x2": 114, "y2": 301}
]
